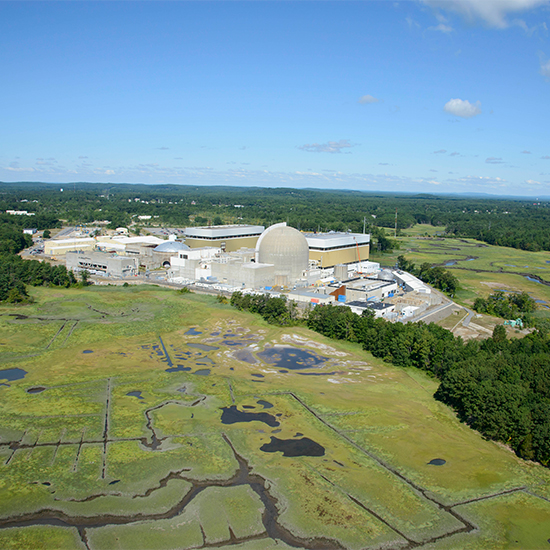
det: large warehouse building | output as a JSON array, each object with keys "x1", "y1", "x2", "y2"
[
  {"x1": 183, "y1": 225, "x2": 265, "y2": 252},
  {"x1": 305, "y1": 232, "x2": 370, "y2": 268}
]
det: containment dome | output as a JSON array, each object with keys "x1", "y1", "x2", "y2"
[
  {"x1": 256, "y1": 223, "x2": 309, "y2": 286},
  {"x1": 153, "y1": 241, "x2": 190, "y2": 253}
]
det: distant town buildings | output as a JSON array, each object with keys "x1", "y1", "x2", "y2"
[{"x1": 5, "y1": 210, "x2": 35, "y2": 216}]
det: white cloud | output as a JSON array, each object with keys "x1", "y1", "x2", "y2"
[
  {"x1": 447, "y1": 175, "x2": 508, "y2": 186},
  {"x1": 422, "y1": 0, "x2": 549, "y2": 29},
  {"x1": 540, "y1": 56, "x2": 550, "y2": 78},
  {"x1": 429, "y1": 23, "x2": 454, "y2": 33},
  {"x1": 406, "y1": 16, "x2": 421, "y2": 29},
  {"x1": 449, "y1": 151, "x2": 460, "y2": 156},
  {"x1": 358, "y1": 95, "x2": 380, "y2": 104},
  {"x1": 298, "y1": 140, "x2": 355, "y2": 154},
  {"x1": 486, "y1": 157, "x2": 505, "y2": 164},
  {"x1": 444, "y1": 98, "x2": 482, "y2": 118}
]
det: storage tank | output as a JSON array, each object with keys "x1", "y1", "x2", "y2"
[{"x1": 334, "y1": 264, "x2": 348, "y2": 281}]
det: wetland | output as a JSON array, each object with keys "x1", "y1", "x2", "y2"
[{"x1": 0, "y1": 285, "x2": 549, "y2": 549}]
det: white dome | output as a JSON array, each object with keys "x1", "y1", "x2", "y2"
[
  {"x1": 154, "y1": 241, "x2": 190, "y2": 253},
  {"x1": 256, "y1": 223, "x2": 309, "y2": 284}
]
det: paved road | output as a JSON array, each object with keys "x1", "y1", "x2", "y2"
[
  {"x1": 56, "y1": 226, "x2": 76, "y2": 238},
  {"x1": 462, "y1": 307, "x2": 475, "y2": 327},
  {"x1": 407, "y1": 301, "x2": 455, "y2": 324}
]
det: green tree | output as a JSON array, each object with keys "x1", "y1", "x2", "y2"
[
  {"x1": 492, "y1": 324, "x2": 507, "y2": 343},
  {"x1": 80, "y1": 270, "x2": 90, "y2": 286}
]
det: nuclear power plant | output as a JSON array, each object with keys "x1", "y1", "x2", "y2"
[
  {"x1": 168, "y1": 222, "x2": 373, "y2": 289},
  {"x1": 48, "y1": 222, "x2": 438, "y2": 321}
]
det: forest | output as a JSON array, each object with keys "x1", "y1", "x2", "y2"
[
  {"x1": 0, "y1": 212, "x2": 75, "y2": 302},
  {"x1": 1, "y1": 181, "x2": 549, "y2": 252},
  {"x1": 473, "y1": 290, "x2": 537, "y2": 321},
  {"x1": 232, "y1": 293, "x2": 550, "y2": 467}
]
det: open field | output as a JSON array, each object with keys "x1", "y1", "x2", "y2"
[{"x1": 0, "y1": 285, "x2": 550, "y2": 549}]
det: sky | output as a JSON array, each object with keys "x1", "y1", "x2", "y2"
[{"x1": 1, "y1": 0, "x2": 549, "y2": 196}]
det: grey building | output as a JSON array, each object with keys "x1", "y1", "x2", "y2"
[{"x1": 66, "y1": 251, "x2": 138, "y2": 278}]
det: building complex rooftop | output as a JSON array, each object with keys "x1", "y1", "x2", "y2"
[
  {"x1": 184, "y1": 225, "x2": 265, "y2": 239},
  {"x1": 305, "y1": 232, "x2": 370, "y2": 250}
]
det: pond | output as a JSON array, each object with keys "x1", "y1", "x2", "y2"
[
  {"x1": 260, "y1": 436, "x2": 325, "y2": 457},
  {"x1": 221, "y1": 405, "x2": 280, "y2": 427},
  {"x1": 166, "y1": 364, "x2": 192, "y2": 373},
  {"x1": 196, "y1": 356, "x2": 215, "y2": 366},
  {"x1": 193, "y1": 369, "x2": 211, "y2": 376},
  {"x1": 428, "y1": 458, "x2": 446, "y2": 466},
  {"x1": 257, "y1": 346, "x2": 328, "y2": 370},
  {"x1": 222, "y1": 340, "x2": 246, "y2": 346},
  {"x1": 0, "y1": 368, "x2": 28, "y2": 382},
  {"x1": 185, "y1": 328, "x2": 202, "y2": 335},
  {"x1": 188, "y1": 343, "x2": 219, "y2": 352},
  {"x1": 127, "y1": 391, "x2": 144, "y2": 400}
]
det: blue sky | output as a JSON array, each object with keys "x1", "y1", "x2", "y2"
[{"x1": 1, "y1": 0, "x2": 549, "y2": 196}]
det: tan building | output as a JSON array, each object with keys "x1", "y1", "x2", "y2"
[
  {"x1": 183, "y1": 225, "x2": 264, "y2": 252},
  {"x1": 305, "y1": 232, "x2": 370, "y2": 268},
  {"x1": 44, "y1": 238, "x2": 96, "y2": 257}
]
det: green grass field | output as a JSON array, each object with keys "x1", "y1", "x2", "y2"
[{"x1": 0, "y1": 285, "x2": 549, "y2": 549}]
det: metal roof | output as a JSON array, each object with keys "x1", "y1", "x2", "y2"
[
  {"x1": 305, "y1": 232, "x2": 370, "y2": 249},
  {"x1": 184, "y1": 225, "x2": 264, "y2": 239}
]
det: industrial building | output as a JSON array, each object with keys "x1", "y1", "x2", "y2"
[
  {"x1": 346, "y1": 301, "x2": 396, "y2": 319},
  {"x1": 66, "y1": 251, "x2": 138, "y2": 278},
  {"x1": 170, "y1": 223, "x2": 311, "y2": 289},
  {"x1": 45, "y1": 237, "x2": 96, "y2": 256},
  {"x1": 342, "y1": 278, "x2": 398, "y2": 302},
  {"x1": 183, "y1": 225, "x2": 265, "y2": 252},
  {"x1": 305, "y1": 232, "x2": 370, "y2": 268}
]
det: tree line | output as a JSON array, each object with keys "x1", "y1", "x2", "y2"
[
  {"x1": 4, "y1": 182, "x2": 550, "y2": 252},
  {"x1": 473, "y1": 290, "x2": 537, "y2": 322},
  {"x1": 0, "y1": 217, "x2": 80, "y2": 303}
]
